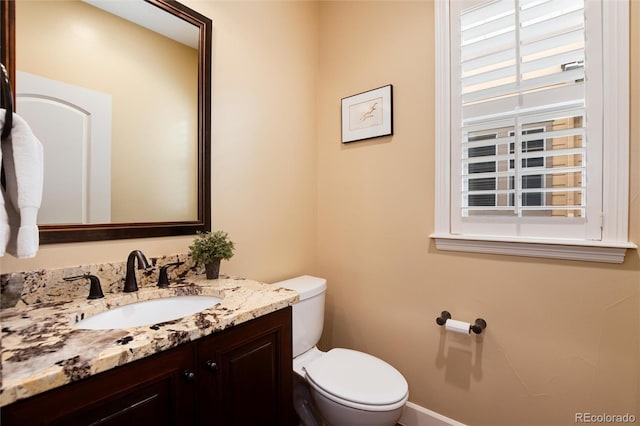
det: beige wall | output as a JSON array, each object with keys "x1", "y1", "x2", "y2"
[
  {"x1": 317, "y1": 1, "x2": 640, "y2": 426},
  {"x1": 2, "y1": 1, "x2": 639, "y2": 425}
]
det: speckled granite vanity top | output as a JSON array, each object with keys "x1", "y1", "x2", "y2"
[{"x1": 0, "y1": 275, "x2": 298, "y2": 407}]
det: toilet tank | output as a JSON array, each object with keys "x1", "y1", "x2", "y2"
[{"x1": 273, "y1": 275, "x2": 327, "y2": 358}]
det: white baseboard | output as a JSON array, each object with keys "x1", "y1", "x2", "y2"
[{"x1": 398, "y1": 401, "x2": 466, "y2": 426}]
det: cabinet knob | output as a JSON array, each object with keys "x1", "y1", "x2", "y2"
[
  {"x1": 182, "y1": 370, "x2": 196, "y2": 382},
  {"x1": 205, "y1": 360, "x2": 218, "y2": 372}
]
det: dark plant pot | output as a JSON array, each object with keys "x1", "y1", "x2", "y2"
[{"x1": 205, "y1": 259, "x2": 221, "y2": 279}]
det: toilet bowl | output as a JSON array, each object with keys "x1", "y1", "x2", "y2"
[
  {"x1": 274, "y1": 276, "x2": 408, "y2": 426},
  {"x1": 304, "y1": 347, "x2": 408, "y2": 426}
]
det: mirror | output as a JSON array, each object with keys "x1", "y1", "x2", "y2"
[{"x1": 1, "y1": 0, "x2": 211, "y2": 243}]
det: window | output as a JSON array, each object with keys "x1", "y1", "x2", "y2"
[
  {"x1": 432, "y1": 0, "x2": 635, "y2": 263},
  {"x1": 466, "y1": 127, "x2": 548, "y2": 211}
]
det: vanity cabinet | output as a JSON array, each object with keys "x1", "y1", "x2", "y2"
[{"x1": 1, "y1": 307, "x2": 293, "y2": 426}]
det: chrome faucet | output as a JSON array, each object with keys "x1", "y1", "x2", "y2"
[{"x1": 124, "y1": 250, "x2": 151, "y2": 292}]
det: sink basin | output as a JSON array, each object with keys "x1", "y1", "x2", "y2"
[{"x1": 74, "y1": 295, "x2": 222, "y2": 330}]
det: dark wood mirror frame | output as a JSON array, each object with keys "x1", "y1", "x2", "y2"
[{"x1": 1, "y1": 0, "x2": 211, "y2": 244}]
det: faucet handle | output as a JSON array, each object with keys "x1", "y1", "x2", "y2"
[
  {"x1": 64, "y1": 274, "x2": 105, "y2": 299},
  {"x1": 157, "y1": 262, "x2": 184, "y2": 288}
]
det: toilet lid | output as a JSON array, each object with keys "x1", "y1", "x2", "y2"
[{"x1": 304, "y1": 348, "x2": 408, "y2": 406}]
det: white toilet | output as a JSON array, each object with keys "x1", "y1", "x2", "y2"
[{"x1": 274, "y1": 275, "x2": 408, "y2": 426}]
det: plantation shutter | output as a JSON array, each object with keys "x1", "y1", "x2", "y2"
[{"x1": 450, "y1": 0, "x2": 602, "y2": 240}]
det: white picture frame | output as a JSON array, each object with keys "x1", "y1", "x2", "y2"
[{"x1": 341, "y1": 84, "x2": 393, "y2": 143}]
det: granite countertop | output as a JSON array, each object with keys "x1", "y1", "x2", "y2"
[{"x1": 0, "y1": 276, "x2": 299, "y2": 407}]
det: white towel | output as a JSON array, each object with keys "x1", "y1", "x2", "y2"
[{"x1": 0, "y1": 109, "x2": 44, "y2": 259}]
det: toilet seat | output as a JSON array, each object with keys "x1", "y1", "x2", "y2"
[{"x1": 304, "y1": 348, "x2": 408, "y2": 412}]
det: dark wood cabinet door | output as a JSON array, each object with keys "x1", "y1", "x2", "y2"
[
  {"x1": 1, "y1": 342, "x2": 197, "y2": 426},
  {"x1": 51, "y1": 379, "x2": 174, "y2": 426},
  {"x1": 198, "y1": 307, "x2": 293, "y2": 426},
  {"x1": 220, "y1": 332, "x2": 280, "y2": 425}
]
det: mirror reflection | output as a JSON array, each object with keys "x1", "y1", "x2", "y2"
[{"x1": 15, "y1": 0, "x2": 200, "y2": 226}]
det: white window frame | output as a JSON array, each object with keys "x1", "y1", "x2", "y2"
[{"x1": 431, "y1": 0, "x2": 636, "y2": 263}]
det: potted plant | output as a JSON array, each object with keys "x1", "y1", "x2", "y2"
[{"x1": 189, "y1": 230, "x2": 235, "y2": 279}]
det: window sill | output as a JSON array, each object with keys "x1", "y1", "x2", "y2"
[{"x1": 429, "y1": 233, "x2": 637, "y2": 264}]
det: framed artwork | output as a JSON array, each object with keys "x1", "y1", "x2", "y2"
[{"x1": 341, "y1": 84, "x2": 393, "y2": 143}]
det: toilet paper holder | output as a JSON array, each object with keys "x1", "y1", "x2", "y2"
[{"x1": 436, "y1": 311, "x2": 487, "y2": 334}]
